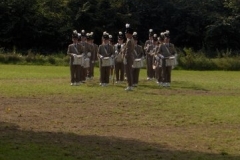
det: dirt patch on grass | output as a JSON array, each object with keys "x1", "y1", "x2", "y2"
[{"x1": 1, "y1": 94, "x2": 240, "y2": 158}]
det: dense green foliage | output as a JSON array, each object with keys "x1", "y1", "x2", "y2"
[
  {"x1": 0, "y1": 0, "x2": 240, "y2": 56},
  {"x1": 1, "y1": 50, "x2": 240, "y2": 70}
]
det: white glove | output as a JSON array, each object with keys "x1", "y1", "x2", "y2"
[
  {"x1": 100, "y1": 55, "x2": 103, "y2": 59},
  {"x1": 72, "y1": 53, "x2": 76, "y2": 57}
]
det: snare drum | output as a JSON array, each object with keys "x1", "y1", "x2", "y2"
[
  {"x1": 116, "y1": 54, "x2": 123, "y2": 62},
  {"x1": 83, "y1": 58, "x2": 90, "y2": 68},
  {"x1": 166, "y1": 56, "x2": 176, "y2": 66},
  {"x1": 73, "y1": 55, "x2": 84, "y2": 65},
  {"x1": 102, "y1": 57, "x2": 113, "y2": 67},
  {"x1": 132, "y1": 58, "x2": 143, "y2": 68}
]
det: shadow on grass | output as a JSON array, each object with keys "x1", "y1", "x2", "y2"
[
  {"x1": 0, "y1": 122, "x2": 238, "y2": 160},
  {"x1": 173, "y1": 81, "x2": 210, "y2": 91}
]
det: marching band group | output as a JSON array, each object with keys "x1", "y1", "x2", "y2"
[{"x1": 67, "y1": 24, "x2": 177, "y2": 91}]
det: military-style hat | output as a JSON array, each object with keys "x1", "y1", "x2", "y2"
[
  {"x1": 81, "y1": 30, "x2": 86, "y2": 37},
  {"x1": 153, "y1": 33, "x2": 158, "y2": 41},
  {"x1": 89, "y1": 32, "x2": 94, "y2": 40},
  {"x1": 86, "y1": 33, "x2": 91, "y2": 40},
  {"x1": 159, "y1": 32, "x2": 165, "y2": 41},
  {"x1": 102, "y1": 31, "x2": 109, "y2": 39},
  {"x1": 133, "y1": 32, "x2": 138, "y2": 40},
  {"x1": 72, "y1": 30, "x2": 78, "y2": 39},
  {"x1": 118, "y1": 31, "x2": 124, "y2": 40},
  {"x1": 125, "y1": 23, "x2": 133, "y2": 34},
  {"x1": 164, "y1": 30, "x2": 170, "y2": 38},
  {"x1": 86, "y1": 32, "x2": 94, "y2": 40},
  {"x1": 109, "y1": 34, "x2": 114, "y2": 43},
  {"x1": 149, "y1": 29, "x2": 154, "y2": 37}
]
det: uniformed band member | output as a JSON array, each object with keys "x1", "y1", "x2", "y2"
[
  {"x1": 67, "y1": 30, "x2": 83, "y2": 86},
  {"x1": 132, "y1": 32, "x2": 144, "y2": 87},
  {"x1": 90, "y1": 32, "x2": 98, "y2": 78},
  {"x1": 86, "y1": 32, "x2": 98, "y2": 79},
  {"x1": 98, "y1": 32, "x2": 114, "y2": 86},
  {"x1": 157, "y1": 30, "x2": 177, "y2": 87},
  {"x1": 144, "y1": 29, "x2": 154, "y2": 80},
  {"x1": 145, "y1": 33, "x2": 158, "y2": 80},
  {"x1": 114, "y1": 31, "x2": 125, "y2": 83},
  {"x1": 123, "y1": 24, "x2": 135, "y2": 91},
  {"x1": 154, "y1": 32, "x2": 165, "y2": 85},
  {"x1": 79, "y1": 30, "x2": 94, "y2": 82},
  {"x1": 108, "y1": 34, "x2": 115, "y2": 80}
]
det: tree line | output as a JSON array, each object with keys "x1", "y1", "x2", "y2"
[{"x1": 0, "y1": 0, "x2": 240, "y2": 56}]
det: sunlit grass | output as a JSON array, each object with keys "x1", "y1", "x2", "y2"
[{"x1": 0, "y1": 64, "x2": 240, "y2": 160}]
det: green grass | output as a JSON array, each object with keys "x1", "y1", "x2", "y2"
[{"x1": 0, "y1": 65, "x2": 240, "y2": 160}]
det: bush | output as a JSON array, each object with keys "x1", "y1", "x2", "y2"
[
  {"x1": 178, "y1": 48, "x2": 240, "y2": 70},
  {"x1": 0, "y1": 54, "x2": 6, "y2": 63},
  {"x1": 47, "y1": 56, "x2": 56, "y2": 65},
  {"x1": 0, "y1": 49, "x2": 240, "y2": 71},
  {"x1": 213, "y1": 57, "x2": 240, "y2": 71},
  {"x1": 6, "y1": 54, "x2": 24, "y2": 64}
]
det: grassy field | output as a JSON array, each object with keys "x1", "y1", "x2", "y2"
[{"x1": 0, "y1": 64, "x2": 240, "y2": 160}]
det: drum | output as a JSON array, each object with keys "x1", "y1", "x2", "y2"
[
  {"x1": 116, "y1": 54, "x2": 123, "y2": 62},
  {"x1": 166, "y1": 56, "x2": 176, "y2": 66},
  {"x1": 132, "y1": 58, "x2": 143, "y2": 68},
  {"x1": 73, "y1": 55, "x2": 84, "y2": 65},
  {"x1": 83, "y1": 58, "x2": 90, "y2": 68},
  {"x1": 102, "y1": 57, "x2": 113, "y2": 67}
]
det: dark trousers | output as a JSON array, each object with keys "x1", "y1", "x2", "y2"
[
  {"x1": 83, "y1": 68, "x2": 87, "y2": 81},
  {"x1": 79, "y1": 66, "x2": 86, "y2": 82},
  {"x1": 162, "y1": 60, "x2": 172, "y2": 82},
  {"x1": 115, "y1": 62, "x2": 124, "y2": 81},
  {"x1": 125, "y1": 59, "x2": 133, "y2": 87},
  {"x1": 89, "y1": 61, "x2": 95, "y2": 77},
  {"x1": 133, "y1": 68, "x2": 140, "y2": 84},
  {"x1": 147, "y1": 56, "x2": 155, "y2": 78},
  {"x1": 155, "y1": 67, "x2": 163, "y2": 82},
  {"x1": 99, "y1": 60, "x2": 101, "y2": 83},
  {"x1": 100, "y1": 66, "x2": 110, "y2": 83},
  {"x1": 70, "y1": 65, "x2": 81, "y2": 83}
]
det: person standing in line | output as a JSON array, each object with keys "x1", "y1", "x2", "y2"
[
  {"x1": 67, "y1": 30, "x2": 83, "y2": 86},
  {"x1": 154, "y1": 33, "x2": 165, "y2": 86},
  {"x1": 158, "y1": 30, "x2": 177, "y2": 87},
  {"x1": 97, "y1": 32, "x2": 114, "y2": 87},
  {"x1": 144, "y1": 29, "x2": 154, "y2": 80},
  {"x1": 114, "y1": 31, "x2": 125, "y2": 83},
  {"x1": 132, "y1": 32, "x2": 144, "y2": 87},
  {"x1": 98, "y1": 37, "x2": 104, "y2": 86},
  {"x1": 87, "y1": 32, "x2": 98, "y2": 79},
  {"x1": 164, "y1": 30, "x2": 178, "y2": 68},
  {"x1": 123, "y1": 24, "x2": 135, "y2": 91},
  {"x1": 79, "y1": 30, "x2": 94, "y2": 82},
  {"x1": 145, "y1": 33, "x2": 158, "y2": 80},
  {"x1": 86, "y1": 32, "x2": 96, "y2": 79},
  {"x1": 108, "y1": 34, "x2": 115, "y2": 80}
]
